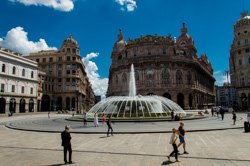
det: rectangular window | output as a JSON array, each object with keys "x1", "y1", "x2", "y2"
[
  {"x1": 67, "y1": 56, "x2": 70, "y2": 61},
  {"x1": 245, "y1": 39, "x2": 248, "y2": 44},
  {"x1": 59, "y1": 57, "x2": 62, "y2": 61},
  {"x1": 238, "y1": 50, "x2": 241, "y2": 55},
  {"x1": 21, "y1": 86, "x2": 24, "y2": 93},
  {"x1": 58, "y1": 64, "x2": 62, "y2": 69},
  {"x1": 0, "y1": 84, "x2": 4, "y2": 92},
  {"x1": 36, "y1": 59, "x2": 39, "y2": 62},
  {"x1": 66, "y1": 78, "x2": 70, "y2": 82},
  {"x1": 58, "y1": 70, "x2": 62, "y2": 77},
  {"x1": 12, "y1": 85, "x2": 15, "y2": 92},
  {"x1": 67, "y1": 48, "x2": 71, "y2": 53},
  {"x1": 30, "y1": 88, "x2": 33, "y2": 94},
  {"x1": 67, "y1": 70, "x2": 70, "y2": 74},
  {"x1": 237, "y1": 41, "x2": 241, "y2": 46},
  {"x1": 58, "y1": 78, "x2": 62, "y2": 83},
  {"x1": 43, "y1": 58, "x2": 46, "y2": 62},
  {"x1": 239, "y1": 59, "x2": 242, "y2": 65},
  {"x1": 72, "y1": 57, "x2": 76, "y2": 61},
  {"x1": 246, "y1": 48, "x2": 249, "y2": 53},
  {"x1": 49, "y1": 57, "x2": 53, "y2": 62},
  {"x1": 72, "y1": 49, "x2": 76, "y2": 54}
]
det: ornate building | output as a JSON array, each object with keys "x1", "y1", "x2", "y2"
[
  {"x1": 26, "y1": 35, "x2": 95, "y2": 113},
  {"x1": 230, "y1": 11, "x2": 250, "y2": 110},
  {"x1": 107, "y1": 24, "x2": 215, "y2": 109},
  {"x1": 0, "y1": 47, "x2": 38, "y2": 114}
]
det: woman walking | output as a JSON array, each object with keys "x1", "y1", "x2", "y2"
[
  {"x1": 167, "y1": 128, "x2": 179, "y2": 162},
  {"x1": 232, "y1": 111, "x2": 237, "y2": 125}
]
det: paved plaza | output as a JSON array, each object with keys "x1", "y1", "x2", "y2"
[{"x1": 0, "y1": 113, "x2": 249, "y2": 166}]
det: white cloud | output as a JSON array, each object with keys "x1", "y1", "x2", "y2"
[
  {"x1": 214, "y1": 70, "x2": 231, "y2": 86},
  {"x1": 9, "y1": 0, "x2": 74, "y2": 12},
  {"x1": 0, "y1": 27, "x2": 57, "y2": 55},
  {"x1": 115, "y1": 0, "x2": 137, "y2": 12},
  {"x1": 82, "y1": 53, "x2": 108, "y2": 99}
]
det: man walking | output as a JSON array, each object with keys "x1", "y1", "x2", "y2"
[
  {"x1": 107, "y1": 115, "x2": 113, "y2": 137},
  {"x1": 177, "y1": 122, "x2": 188, "y2": 154},
  {"x1": 61, "y1": 125, "x2": 73, "y2": 164}
]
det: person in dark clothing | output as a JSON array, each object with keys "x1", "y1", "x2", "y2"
[
  {"x1": 220, "y1": 107, "x2": 224, "y2": 120},
  {"x1": 107, "y1": 116, "x2": 113, "y2": 137},
  {"x1": 61, "y1": 125, "x2": 72, "y2": 164},
  {"x1": 211, "y1": 107, "x2": 214, "y2": 117},
  {"x1": 232, "y1": 111, "x2": 237, "y2": 125},
  {"x1": 171, "y1": 110, "x2": 174, "y2": 121}
]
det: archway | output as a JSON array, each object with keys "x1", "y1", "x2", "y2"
[
  {"x1": 241, "y1": 93, "x2": 248, "y2": 110},
  {"x1": 66, "y1": 97, "x2": 70, "y2": 110},
  {"x1": 147, "y1": 93, "x2": 155, "y2": 96},
  {"x1": 29, "y1": 99, "x2": 34, "y2": 112},
  {"x1": 41, "y1": 95, "x2": 50, "y2": 111},
  {"x1": 188, "y1": 94, "x2": 193, "y2": 109},
  {"x1": 9, "y1": 98, "x2": 16, "y2": 113},
  {"x1": 19, "y1": 98, "x2": 26, "y2": 113},
  {"x1": 0, "y1": 98, "x2": 6, "y2": 114},
  {"x1": 71, "y1": 97, "x2": 75, "y2": 109},
  {"x1": 57, "y1": 97, "x2": 62, "y2": 110},
  {"x1": 163, "y1": 93, "x2": 171, "y2": 100},
  {"x1": 177, "y1": 93, "x2": 185, "y2": 109}
]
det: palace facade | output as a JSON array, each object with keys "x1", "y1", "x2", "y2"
[
  {"x1": 107, "y1": 24, "x2": 215, "y2": 109},
  {"x1": 26, "y1": 35, "x2": 95, "y2": 113},
  {"x1": 230, "y1": 12, "x2": 250, "y2": 110},
  {"x1": 0, "y1": 47, "x2": 38, "y2": 114}
]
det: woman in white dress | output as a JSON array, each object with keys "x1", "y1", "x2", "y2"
[{"x1": 94, "y1": 113, "x2": 99, "y2": 127}]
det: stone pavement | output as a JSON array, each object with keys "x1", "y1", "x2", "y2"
[
  {"x1": 0, "y1": 114, "x2": 250, "y2": 166},
  {"x1": 3, "y1": 113, "x2": 247, "y2": 133}
]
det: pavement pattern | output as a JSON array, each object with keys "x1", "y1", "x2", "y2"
[
  {"x1": 3, "y1": 113, "x2": 246, "y2": 133},
  {"x1": 0, "y1": 113, "x2": 249, "y2": 166}
]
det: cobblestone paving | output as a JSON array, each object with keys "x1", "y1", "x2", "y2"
[{"x1": 0, "y1": 114, "x2": 249, "y2": 166}]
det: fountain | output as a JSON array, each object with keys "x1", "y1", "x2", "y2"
[{"x1": 87, "y1": 64, "x2": 186, "y2": 120}]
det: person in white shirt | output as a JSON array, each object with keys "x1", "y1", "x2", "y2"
[{"x1": 167, "y1": 128, "x2": 179, "y2": 162}]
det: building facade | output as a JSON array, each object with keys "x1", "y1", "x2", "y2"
[
  {"x1": 230, "y1": 12, "x2": 250, "y2": 110},
  {"x1": 215, "y1": 84, "x2": 237, "y2": 108},
  {"x1": 107, "y1": 24, "x2": 215, "y2": 109},
  {"x1": 26, "y1": 35, "x2": 95, "y2": 113},
  {"x1": 0, "y1": 47, "x2": 38, "y2": 114}
]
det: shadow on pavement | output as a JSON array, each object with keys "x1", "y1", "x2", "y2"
[{"x1": 162, "y1": 160, "x2": 175, "y2": 165}]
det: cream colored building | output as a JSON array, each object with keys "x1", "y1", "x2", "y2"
[
  {"x1": 0, "y1": 47, "x2": 38, "y2": 114},
  {"x1": 26, "y1": 35, "x2": 95, "y2": 113},
  {"x1": 230, "y1": 11, "x2": 250, "y2": 110}
]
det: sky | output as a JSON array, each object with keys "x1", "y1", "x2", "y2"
[{"x1": 0, "y1": 0, "x2": 249, "y2": 98}]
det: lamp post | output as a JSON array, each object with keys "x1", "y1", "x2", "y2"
[{"x1": 224, "y1": 70, "x2": 231, "y2": 107}]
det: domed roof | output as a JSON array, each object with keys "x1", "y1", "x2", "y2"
[
  {"x1": 237, "y1": 11, "x2": 250, "y2": 21},
  {"x1": 113, "y1": 29, "x2": 126, "y2": 52},
  {"x1": 62, "y1": 34, "x2": 79, "y2": 48}
]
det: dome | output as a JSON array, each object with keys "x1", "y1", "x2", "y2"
[{"x1": 61, "y1": 34, "x2": 79, "y2": 48}]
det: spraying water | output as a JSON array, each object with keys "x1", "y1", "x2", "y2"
[{"x1": 129, "y1": 64, "x2": 136, "y2": 97}]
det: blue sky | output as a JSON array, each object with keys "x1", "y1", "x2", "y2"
[{"x1": 0, "y1": 0, "x2": 249, "y2": 97}]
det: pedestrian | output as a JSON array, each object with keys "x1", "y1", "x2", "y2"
[
  {"x1": 83, "y1": 113, "x2": 88, "y2": 126},
  {"x1": 177, "y1": 122, "x2": 189, "y2": 154},
  {"x1": 247, "y1": 111, "x2": 250, "y2": 122},
  {"x1": 232, "y1": 111, "x2": 236, "y2": 125},
  {"x1": 94, "y1": 113, "x2": 99, "y2": 127},
  {"x1": 107, "y1": 115, "x2": 113, "y2": 137},
  {"x1": 171, "y1": 110, "x2": 174, "y2": 121},
  {"x1": 61, "y1": 125, "x2": 73, "y2": 164},
  {"x1": 211, "y1": 107, "x2": 214, "y2": 117},
  {"x1": 216, "y1": 107, "x2": 219, "y2": 118},
  {"x1": 220, "y1": 107, "x2": 224, "y2": 120},
  {"x1": 167, "y1": 128, "x2": 179, "y2": 162},
  {"x1": 48, "y1": 111, "x2": 51, "y2": 119},
  {"x1": 102, "y1": 113, "x2": 106, "y2": 125}
]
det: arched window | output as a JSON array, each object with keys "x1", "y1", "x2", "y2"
[
  {"x1": 2, "y1": 64, "x2": 5, "y2": 72},
  {"x1": 12, "y1": 66, "x2": 16, "y2": 75},
  {"x1": 162, "y1": 68, "x2": 170, "y2": 84},
  {"x1": 187, "y1": 71, "x2": 192, "y2": 84},
  {"x1": 176, "y1": 70, "x2": 182, "y2": 84},
  {"x1": 122, "y1": 73, "x2": 127, "y2": 83},
  {"x1": 146, "y1": 68, "x2": 154, "y2": 80},
  {"x1": 135, "y1": 70, "x2": 139, "y2": 81},
  {"x1": 31, "y1": 71, "x2": 34, "y2": 78},
  {"x1": 22, "y1": 69, "x2": 25, "y2": 76}
]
